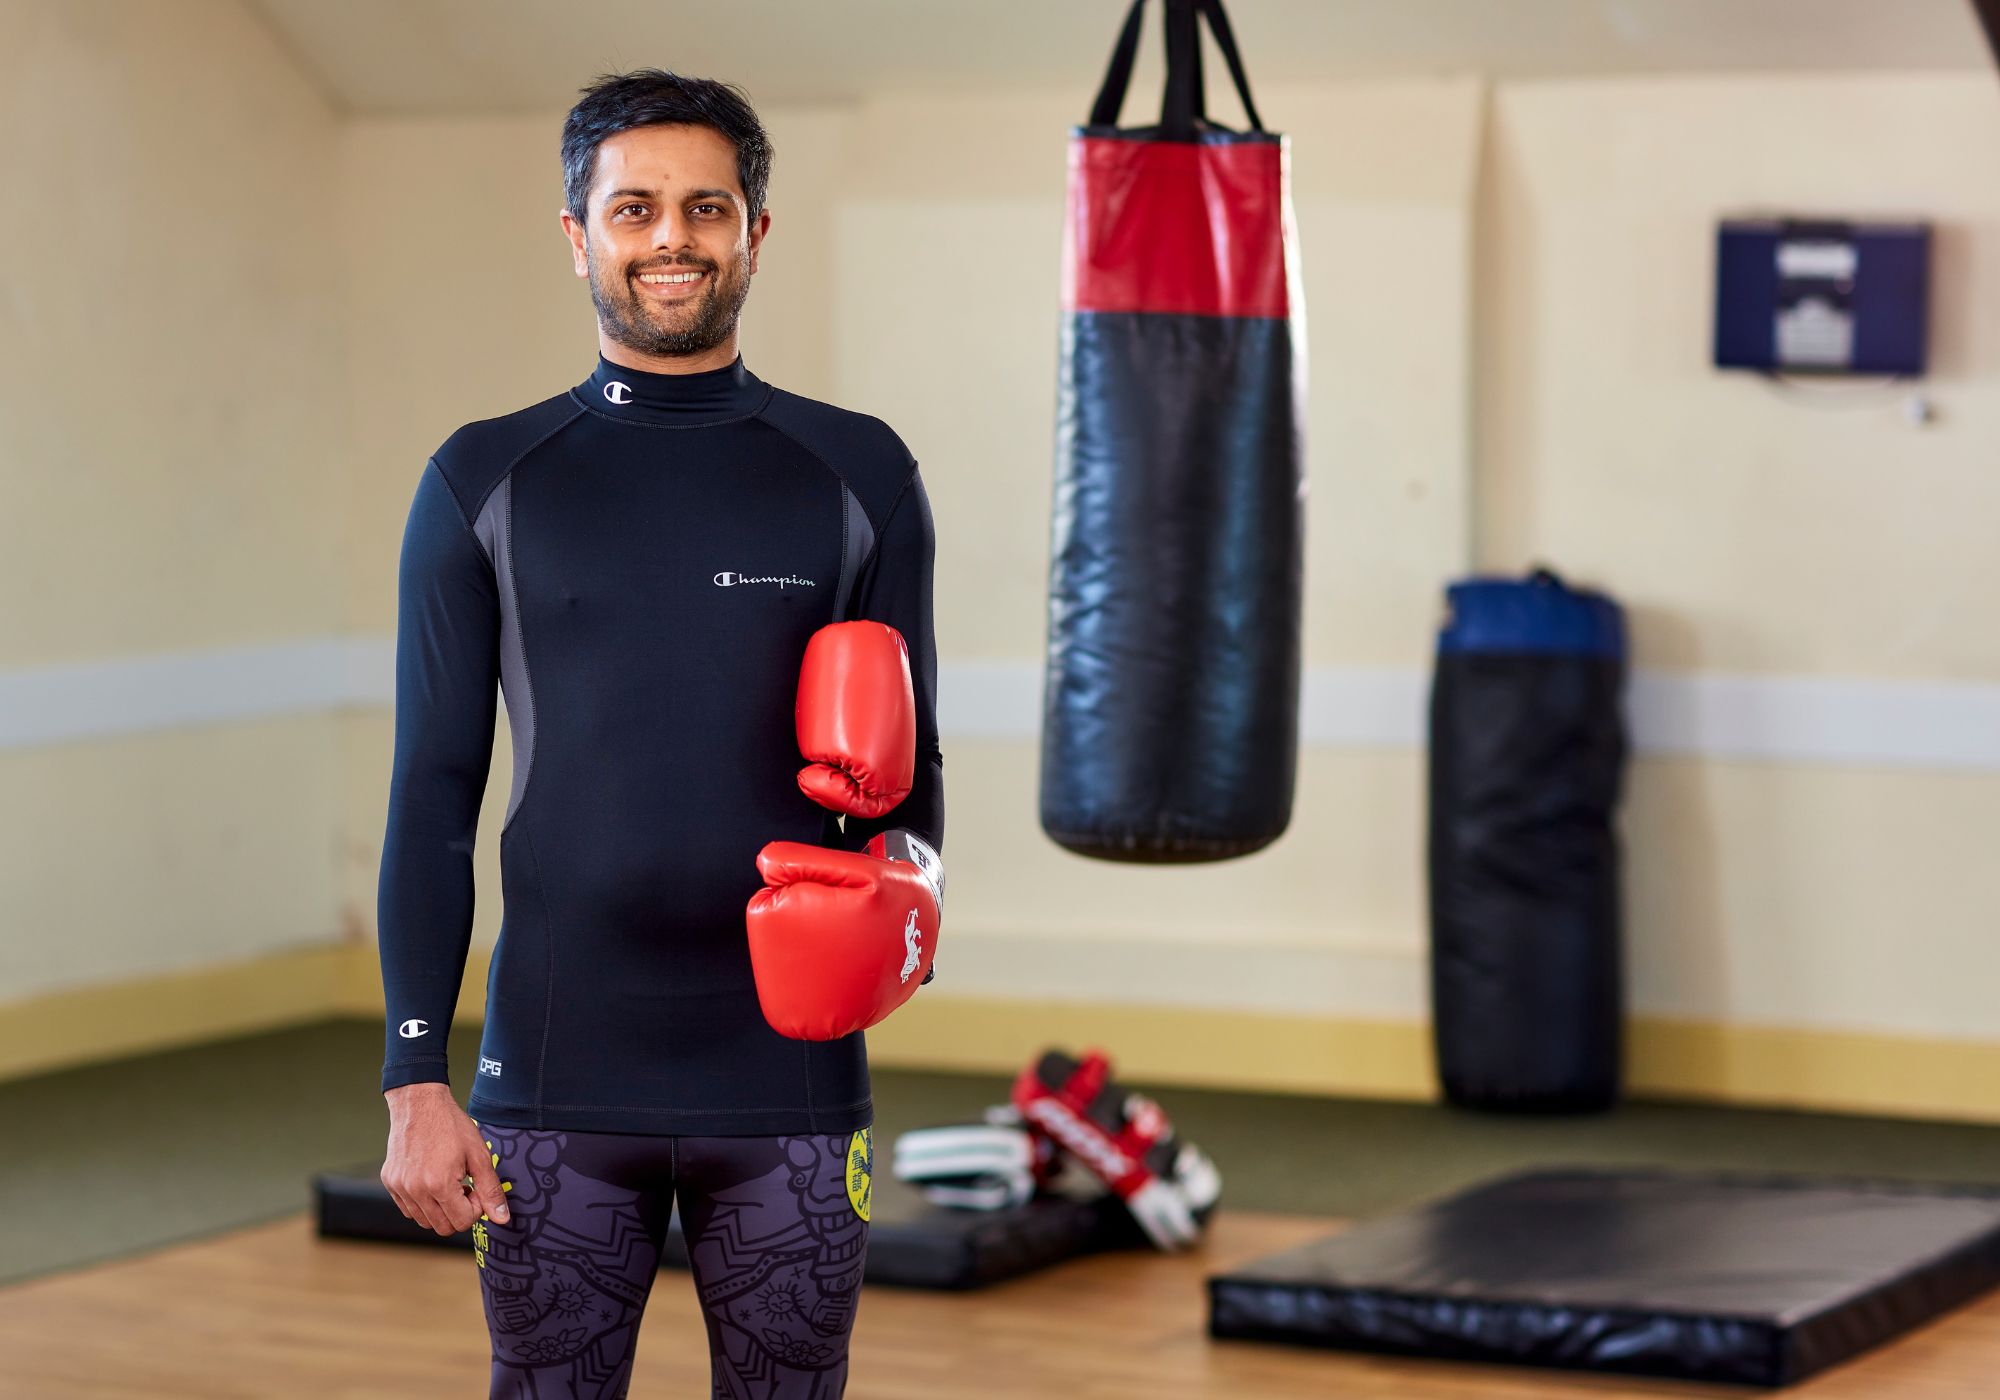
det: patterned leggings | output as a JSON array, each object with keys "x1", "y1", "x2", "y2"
[{"x1": 470, "y1": 1119, "x2": 872, "y2": 1399}]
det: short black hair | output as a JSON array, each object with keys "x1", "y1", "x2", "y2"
[{"x1": 561, "y1": 68, "x2": 773, "y2": 230}]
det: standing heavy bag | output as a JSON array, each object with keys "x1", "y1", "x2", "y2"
[
  {"x1": 1428, "y1": 569, "x2": 1630, "y2": 1113},
  {"x1": 1039, "y1": 0, "x2": 1308, "y2": 863}
]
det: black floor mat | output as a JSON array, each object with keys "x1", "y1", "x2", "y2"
[{"x1": 1208, "y1": 1168, "x2": 2000, "y2": 1387}]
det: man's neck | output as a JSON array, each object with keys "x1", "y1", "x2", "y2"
[{"x1": 598, "y1": 335, "x2": 740, "y2": 377}]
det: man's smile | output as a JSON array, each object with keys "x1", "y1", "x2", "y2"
[{"x1": 635, "y1": 268, "x2": 708, "y2": 299}]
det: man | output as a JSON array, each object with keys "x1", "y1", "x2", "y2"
[{"x1": 375, "y1": 68, "x2": 943, "y2": 1399}]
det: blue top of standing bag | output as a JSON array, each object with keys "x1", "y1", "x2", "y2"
[{"x1": 1438, "y1": 568, "x2": 1626, "y2": 659}]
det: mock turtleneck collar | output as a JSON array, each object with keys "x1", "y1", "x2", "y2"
[{"x1": 573, "y1": 353, "x2": 772, "y2": 426}]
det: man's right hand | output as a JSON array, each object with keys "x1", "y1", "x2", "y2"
[{"x1": 381, "y1": 1082, "x2": 510, "y2": 1236}]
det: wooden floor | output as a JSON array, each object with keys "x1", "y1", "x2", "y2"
[{"x1": 1, "y1": 1210, "x2": 1995, "y2": 1398}]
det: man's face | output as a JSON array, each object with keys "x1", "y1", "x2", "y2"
[{"x1": 561, "y1": 123, "x2": 768, "y2": 359}]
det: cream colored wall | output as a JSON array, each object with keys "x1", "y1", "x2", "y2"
[
  {"x1": 1477, "y1": 74, "x2": 2000, "y2": 1039},
  {"x1": 6, "y1": 0, "x2": 1999, "y2": 1107},
  {"x1": 0, "y1": 0, "x2": 348, "y2": 1000},
  {"x1": 1477, "y1": 74, "x2": 2000, "y2": 678}
]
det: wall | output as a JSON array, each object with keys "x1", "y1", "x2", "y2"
[
  {"x1": 4, "y1": 1, "x2": 1998, "y2": 1116},
  {"x1": 0, "y1": 0, "x2": 348, "y2": 1023},
  {"x1": 1476, "y1": 74, "x2": 2000, "y2": 1042}
]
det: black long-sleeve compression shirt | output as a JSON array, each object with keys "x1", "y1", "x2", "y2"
[{"x1": 377, "y1": 353, "x2": 943, "y2": 1135}]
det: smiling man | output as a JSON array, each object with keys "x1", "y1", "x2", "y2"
[
  {"x1": 373, "y1": 69, "x2": 943, "y2": 1399},
  {"x1": 568, "y1": 125, "x2": 756, "y2": 368}
]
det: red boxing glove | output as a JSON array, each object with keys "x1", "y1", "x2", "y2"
[
  {"x1": 795, "y1": 621, "x2": 915, "y2": 818},
  {"x1": 746, "y1": 830, "x2": 942, "y2": 1041}
]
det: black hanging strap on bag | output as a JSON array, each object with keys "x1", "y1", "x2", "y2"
[
  {"x1": 1087, "y1": 0, "x2": 1265, "y2": 137},
  {"x1": 1199, "y1": 0, "x2": 1263, "y2": 129}
]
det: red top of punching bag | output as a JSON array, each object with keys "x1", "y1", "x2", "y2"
[{"x1": 1060, "y1": 135, "x2": 1294, "y2": 320}]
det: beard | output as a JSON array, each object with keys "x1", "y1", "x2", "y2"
[{"x1": 587, "y1": 242, "x2": 751, "y2": 359}]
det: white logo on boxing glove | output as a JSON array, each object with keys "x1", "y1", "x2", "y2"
[{"x1": 900, "y1": 908, "x2": 923, "y2": 983}]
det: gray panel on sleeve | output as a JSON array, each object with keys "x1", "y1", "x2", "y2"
[
  {"x1": 835, "y1": 482, "x2": 875, "y2": 622},
  {"x1": 473, "y1": 477, "x2": 535, "y2": 829}
]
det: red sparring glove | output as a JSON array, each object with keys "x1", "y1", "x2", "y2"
[
  {"x1": 746, "y1": 829, "x2": 942, "y2": 1041},
  {"x1": 1009, "y1": 1048, "x2": 1221, "y2": 1251},
  {"x1": 795, "y1": 621, "x2": 915, "y2": 818}
]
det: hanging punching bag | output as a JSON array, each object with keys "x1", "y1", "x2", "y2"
[{"x1": 1039, "y1": 0, "x2": 1307, "y2": 863}]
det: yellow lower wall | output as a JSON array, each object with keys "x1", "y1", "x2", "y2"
[
  {"x1": 0, "y1": 944, "x2": 357, "y2": 1079},
  {"x1": 6, "y1": 943, "x2": 2000, "y2": 1126}
]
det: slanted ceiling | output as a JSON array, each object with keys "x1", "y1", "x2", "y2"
[{"x1": 251, "y1": 0, "x2": 1991, "y2": 116}]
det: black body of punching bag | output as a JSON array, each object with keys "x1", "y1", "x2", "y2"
[
  {"x1": 1429, "y1": 569, "x2": 1630, "y2": 1112},
  {"x1": 1039, "y1": 0, "x2": 1307, "y2": 863}
]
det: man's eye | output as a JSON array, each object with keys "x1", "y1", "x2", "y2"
[
  {"x1": 619, "y1": 203, "x2": 647, "y2": 217},
  {"x1": 693, "y1": 204, "x2": 722, "y2": 216}
]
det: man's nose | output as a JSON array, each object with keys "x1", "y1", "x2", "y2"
[{"x1": 652, "y1": 215, "x2": 696, "y2": 254}]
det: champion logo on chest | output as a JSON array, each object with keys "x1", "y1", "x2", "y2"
[{"x1": 714, "y1": 571, "x2": 818, "y2": 589}]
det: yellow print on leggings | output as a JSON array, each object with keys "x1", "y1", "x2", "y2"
[
  {"x1": 846, "y1": 1127, "x2": 873, "y2": 1222},
  {"x1": 470, "y1": 1127, "x2": 512, "y2": 1270}
]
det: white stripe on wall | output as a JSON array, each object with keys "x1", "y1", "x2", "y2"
[
  {"x1": 0, "y1": 638, "x2": 387, "y2": 748},
  {"x1": 932, "y1": 927, "x2": 1429, "y2": 1018},
  {"x1": 1629, "y1": 672, "x2": 2000, "y2": 770},
  {"x1": 3, "y1": 639, "x2": 1999, "y2": 772}
]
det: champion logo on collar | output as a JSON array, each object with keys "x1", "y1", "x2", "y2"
[{"x1": 576, "y1": 354, "x2": 771, "y2": 425}]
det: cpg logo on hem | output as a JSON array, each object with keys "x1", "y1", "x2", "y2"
[{"x1": 845, "y1": 1127, "x2": 872, "y2": 1222}]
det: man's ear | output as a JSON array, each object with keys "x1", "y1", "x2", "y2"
[
  {"x1": 561, "y1": 208, "x2": 588, "y2": 277},
  {"x1": 748, "y1": 208, "x2": 771, "y2": 275}
]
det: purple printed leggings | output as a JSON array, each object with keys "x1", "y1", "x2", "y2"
[{"x1": 470, "y1": 1119, "x2": 872, "y2": 1399}]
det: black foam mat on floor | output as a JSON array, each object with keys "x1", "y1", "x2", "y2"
[
  {"x1": 1207, "y1": 1168, "x2": 2000, "y2": 1388},
  {"x1": 314, "y1": 1163, "x2": 1138, "y2": 1289}
]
